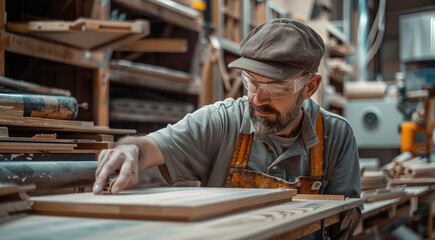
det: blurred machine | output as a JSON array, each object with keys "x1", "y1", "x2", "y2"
[
  {"x1": 399, "y1": 11, "x2": 435, "y2": 158},
  {"x1": 346, "y1": 98, "x2": 402, "y2": 149}
]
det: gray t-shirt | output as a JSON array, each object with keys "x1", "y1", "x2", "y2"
[{"x1": 149, "y1": 96, "x2": 361, "y2": 198}]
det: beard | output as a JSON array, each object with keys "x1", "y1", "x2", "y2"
[{"x1": 249, "y1": 91, "x2": 305, "y2": 135}]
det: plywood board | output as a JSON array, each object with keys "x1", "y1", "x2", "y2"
[
  {"x1": 0, "y1": 116, "x2": 136, "y2": 134},
  {"x1": 31, "y1": 187, "x2": 297, "y2": 221},
  {"x1": 3, "y1": 198, "x2": 362, "y2": 240},
  {"x1": 6, "y1": 18, "x2": 150, "y2": 50}
]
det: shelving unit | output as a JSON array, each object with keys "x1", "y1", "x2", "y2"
[
  {"x1": 108, "y1": 0, "x2": 203, "y2": 128},
  {"x1": 324, "y1": 28, "x2": 355, "y2": 115}
]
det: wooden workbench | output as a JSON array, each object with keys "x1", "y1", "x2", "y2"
[{"x1": 0, "y1": 194, "x2": 362, "y2": 240}]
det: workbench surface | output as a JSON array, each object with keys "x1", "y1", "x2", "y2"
[{"x1": 1, "y1": 198, "x2": 362, "y2": 240}]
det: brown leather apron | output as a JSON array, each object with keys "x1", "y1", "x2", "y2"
[{"x1": 224, "y1": 112, "x2": 324, "y2": 194}]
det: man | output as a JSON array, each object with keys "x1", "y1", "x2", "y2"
[{"x1": 93, "y1": 18, "x2": 361, "y2": 199}]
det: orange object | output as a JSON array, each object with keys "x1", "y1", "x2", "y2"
[
  {"x1": 400, "y1": 121, "x2": 427, "y2": 156},
  {"x1": 224, "y1": 112, "x2": 324, "y2": 194}
]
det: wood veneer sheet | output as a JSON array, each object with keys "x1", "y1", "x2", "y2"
[{"x1": 31, "y1": 187, "x2": 296, "y2": 221}]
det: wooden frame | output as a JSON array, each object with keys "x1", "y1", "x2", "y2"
[{"x1": 0, "y1": 0, "x2": 6, "y2": 75}]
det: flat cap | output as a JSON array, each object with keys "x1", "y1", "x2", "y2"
[{"x1": 228, "y1": 18, "x2": 325, "y2": 80}]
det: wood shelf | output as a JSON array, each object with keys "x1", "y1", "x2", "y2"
[
  {"x1": 113, "y1": 0, "x2": 203, "y2": 31},
  {"x1": 110, "y1": 60, "x2": 200, "y2": 94},
  {"x1": 6, "y1": 18, "x2": 149, "y2": 51}
]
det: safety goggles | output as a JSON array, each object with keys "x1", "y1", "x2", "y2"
[{"x1": 241, "y1": 71, "x2": 314, "y2": 98}]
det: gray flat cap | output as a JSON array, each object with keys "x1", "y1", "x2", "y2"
[{"x1": 228, "y1": 18, "x2": 325, "y2": 80}]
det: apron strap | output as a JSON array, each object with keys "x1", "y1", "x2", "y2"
[
  {"x1": 311, "y1": 111, "x2": 324, "y2": 178},
  {"x1": 229, "y1": 133, "x2": 254, "y2": 169}
]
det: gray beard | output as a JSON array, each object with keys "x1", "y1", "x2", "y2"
[{"x1": 249, "y1": 92, "x2": 305, "y2": 135}]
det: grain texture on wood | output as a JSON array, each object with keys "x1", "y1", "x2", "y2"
[{"x1": 31, "y1": 187, "x2": 297, "y2": 221}]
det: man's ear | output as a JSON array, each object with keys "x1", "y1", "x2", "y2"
[{"x1": 304, "y1": 75, "x2": 322, "y2": 99}]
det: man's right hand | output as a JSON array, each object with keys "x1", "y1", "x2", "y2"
[{"x1": 93, "y1": 144, "x2": 140, "y2": 194}]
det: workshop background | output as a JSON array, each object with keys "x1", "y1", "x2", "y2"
[{"x1": 0, "y1": 0, "x2": 434, "y2": 239}]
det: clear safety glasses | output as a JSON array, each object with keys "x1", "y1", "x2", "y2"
[{"x1": 241, "y1": 71, "x2": 314, "y2": 98}]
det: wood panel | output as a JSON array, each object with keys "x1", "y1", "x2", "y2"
[
  {"x1": 31, "y1": 187, "x2": 297, "y2": 221},
  {"x1": 6, "y1": 18, "x2": 150, "y2": 50},
  {"x1": 3, "y1": 198, "x2": 362, "y2": 239}
]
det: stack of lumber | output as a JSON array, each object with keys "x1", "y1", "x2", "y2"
[
  {"x1": 0, "y1": 116, "x2": 134, "y2": 155},
  {"x1": 0, "y1": 183, "x2": 35, "y2": 222},
  {"x1": 383, "y1": 151, "x2": 435, "y2": 187},
  {"x1": 0, "y1": 78, "x2": 135, "y2": 156},
  {"x1": 385, "y1": 155, "x2": 427, "y2": 179},
  {"x1": 361, "y1": 171, "x2": 387, "y2": 190},
  {"x1": 361, "y1": 186, "x2": 407, "y2": 203}
]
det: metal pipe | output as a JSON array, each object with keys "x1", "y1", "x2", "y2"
[
  {"x1": 0, "y1": 161, "x2": 98, "y2": 189},
  {"x1": 358, "y1": 0, "x2": 369, "y2": 82}
]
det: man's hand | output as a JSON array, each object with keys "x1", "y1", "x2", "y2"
[{"x1": 93, "y1": 144, "x2": 140, "y2": 194}]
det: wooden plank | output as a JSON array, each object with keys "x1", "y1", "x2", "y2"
[
  {"x1": 0, "y1": 117, "x2": 136, "y2": 134},
  {"x1": 388, "y1": 178, "x2": 435, "y2": 187},
  {"x1": 93, "y1": 68, "x2": 109, "y2": 126},
  {"x1": 0, "y1": 137, "x2": 76, "y2": 143},
  {"x1": 0, "y1": 0, "x2": 5, "y2": 75},
  {"x1": 1, "y1": 30, "x2": 103, "y2": 69},
  {"x1": 31, "y1": 187, "x2": 297, "y2": 221},
  {"x1": 111, "y1": 60, "x2": 194, "y2": 83},
  {"x1": 0, "y1": 75, "x2": 71, "y2": 96},
  {"x1": 0, "y1": 114, "x2": 93, "y2": 127},
  {"x1": 6, "y1": 19, "x2": 150, "y2": 50},
  {"x1": 113, "y1": 0, "x2": 202, "y2": 32},
  {"x1": 0, "y1": 142, "x2": 76, "y2": 151},
  {"x1": 76, "y1": 142, "x2": 113, "y2": 150},
  {"x1": 293, "y1": 194, "x2": 345, "y2": 201},
  {"x1": 91, "y1": 0, "x2": 111, "y2": 20},
  {"x1": 110, "y1": 61, "x2": 200, "y2": 95},
  {"x1": 116, "y1": 39, "x2": 188, "y2": 52},
  {"x1": 92, "y1": 32, "x2": 147, "y2": 52},
  {"x1": 58, "y1": 134, "x2": 114, "y2": 142},
  {"x1": 3, "y1": 198, "x2": 362, "y2": 239}
]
